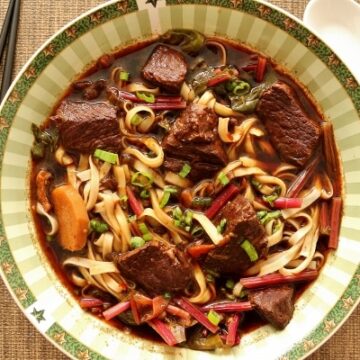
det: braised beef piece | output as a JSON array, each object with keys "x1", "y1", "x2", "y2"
[
  {"x1": 248, "y1": 285, "x2": 295, "y2": 329},
  {"x1": 204, "y1": 195, "x2": 267, "y2": 274},
  {"x1": 113, "y1": 241, "x2": 193, "y2": 295},
  {"x1": 162, "y1": 103, "x2": 227, "y2": 181},
  {"x1": 256, "y1": 81, "x2": 321, "y2": 167},
  {"x1": 141, "y1": 45, "x2": 187, "y2": 92},
  {"x1": 55, "y1": 101, "x2": 120, "y2": 153}
]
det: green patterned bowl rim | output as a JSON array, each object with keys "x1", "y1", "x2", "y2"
[{"x1": 0, "y1": 1, "x2": 359, "y2": 359}]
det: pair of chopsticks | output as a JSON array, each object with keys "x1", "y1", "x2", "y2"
[{"x1": 0, "y1": 0, "x2": 21, "y2": 102}]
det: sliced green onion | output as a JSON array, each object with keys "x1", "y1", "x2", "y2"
[
  {"x1": 216, "y1": 218, "x2": 227, "y2": 234},
  {"x1": 90, "y1": 219, "x2": 109, "y2": 233},
  {"x1": 94, "y1": 149, "x2": 119, "y2": 164},
  {"x1": 143, "y1": 233, "x2": 153, "y2": 242},
  {"x1": 178, "y1": 163, "x2": 191, "y2": 178},
  {"x1": 257, "y1": 210, "x2": 281, "y2": 225},
  {"x1": 130, "y1": 114, "x2": 142, "y2": 125},
  {"x1": 136, "y1": 91, "x2": 155, "y2": 103},
  {"x1": 263, "y1": 192, "x2": 279, "y2": 206},
  {"x1": 140, "y1": 189, "x2": 150, "y2": 199},
  {"x1": 163, "y1": 291, "x2": 172, "y2": 300},
  {"x1": 164, "y1": 186, "x2": 178, "y2": 194},
  {"x1": 174, "y1": 219, "x2": 182, "y2": 228},
  {"x1": 192, "y1": 197, "x2": 212, "y2": 207},
  {"x1": 225, "y1": 279, "x2": 235, "y2": 290},
  {"x1": 233, "y1": 81, "x2": 251, "y2": 95},
  {"x1": 130, "y1": 236, "x2": 145, "y2": 249},
  {"x1": 184, "y1": 210, "x2": 193, "y2": 226},
  {"x1": 119, "y1": 71, "x2": 130, "y2": 81},
  {"x1": 241, "y1": 239, "x2": 259, "y2": 262},
  {"x1": 191, "y1": 225, "x2": 204, "y2": 237},
  {"x1": 207, "y1": 310, "x2": 222, "y2": 326},
  {"x1": 139, "y1": 223, "x2": 149, "y2": 235},
  {"x1": 173, "y1": 207, "x2": 183, "y2": 220},
  {"x1": 131, "y1": 172, "x2": 154, "y2": 188},
  {"x1": 159, "y1": 191, "x2": 171, "y2": 208},
  {"x1": 119, "y1": 195, "x2": 128, "y2": 202},
  {"x1": 217, "y1": 172, "x2": 230, "y2": 186}
]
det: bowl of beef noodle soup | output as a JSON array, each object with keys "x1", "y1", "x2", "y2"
[{"x1": 0, "y1": 1, "x2": 359, "y2": 359}]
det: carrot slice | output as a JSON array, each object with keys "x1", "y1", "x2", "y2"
[{"x1": 51, "y1": 184, "x2": 89, "y2": 251}]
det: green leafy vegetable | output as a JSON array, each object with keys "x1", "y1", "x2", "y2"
[
  {"x1": 31, "y1": 123, "x2": 59, "y2": 159},
  {"x1": 241, "y1": 240, "x2": 259, "y2": 262},
  {"x1": 90, "y1": 219, "x2": 109, "y2": 233},
  {"x1": 162, "y1": 29, "x2": 205, "y2": 54},
  {"x1": 131, "y1": 114, "x2": 142, "y2": 125},
  {"x1": 230, "y1": 83, "x2": 266, "y2": 113},
  {"x1": 119, "y1": 71, "x2": 130, "y2": 81},
  {"x1": 207, "y1": 310, "x2": 222, "y2": 326},
  {"x1": 217, "y1": 172, "x2": 229, "y2": 186}
]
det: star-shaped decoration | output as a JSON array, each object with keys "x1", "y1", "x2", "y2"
[
  {"x1": 77, "y1": 350, "x2": 90, "y2": 360},
  {"x1": 31, "y1": 307, "x2": 46, "y2": 323},
  {"x1": 65, "y1": 26, "x2": 77, "y2": 39},
  {"x1": 327, "y1": 53, "x2": 340, "y2": 67},
  {"x1": 146, "y1": 0, "x2": 158, "y2": 7},
  {"x1": 306, "y1": 34, "x2": 319, "y2": 47},
  {"x1": 0, "y1": 117, "x2": 9, "y2": 132},
  {"x1": 2, "y1": 262, "x2": 13, "y2": 274},
  {"x1": 345, "y1": 77, "x2": 357, "y2": 90},
  {"x1": 324, "y1": 319, "x2": 336, "y2": 333},
  {"x1": 116, "y1": 0, "x2": 128, "y2": 13},
  {"x1": 90, "y1": 11, "x2": 102, "y2": 24},
  {"x1": 24, "y1": 66, "x2": 36, "y2": 79},
  {"x1": 230, "y1": 0, "x2": 243, "y2": 8},
  {"x1": 303, "y1": 339, "x2": 315, "y2": 352},
  {"x1": 43, "y1": 44, "x2": 55, "y2": 57},
  {"x1": 342, "y1": 296, "x2": 354, "y2": 310},
  {"x1": 15, "y1": 288, "x2": 28, "y2": 302},
  {"x1": 283, "y1": 18, "x2": 296, "y2": 31},
  {"x1": 53, "y1": 332, "x2": 66, "y2": 345},
  {"x1": 258, "y1": 5, "x2": 271, "y2": 17}
]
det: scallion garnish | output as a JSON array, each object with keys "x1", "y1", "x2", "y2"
[
  {"x1": 216, "y1": 218, "x2": 227, "y2": 234},
  {"x1": 143, "y1": 233, "x2": 152, "y2": 241},
  {"x1": 207, "y1": 310, "x2": 222, "y2": 326},
  {"x1": 226, "y1": 279, "x2": 235, "y2": 290},
  {"x1": 130, "y1": 114, "x2": 142, "y2": 125},
  {"x1": 159, "y1": 186, "x2": 178, "y2": 208},
  {"x1": 218, "y1": 172, "x2": 230, "y2": 186},
  {"x1": 131, "y1": 172, "x2": 154, "y2": 188},
  {"x1": 119, "y1": 71, "x2": 130, "y2": 81},
  {"x1": 241, "y1": 239, "x2": 258, "y2": 262},
  {"x1": 130, "y1": 236, "x2": 145, "y2": 249},
  {"x1": 178, "y1": 163, "x2": 191, "y2": 178},
  {"x1": 136, "y1": 91, "x2": 155, "y2": 103},
  {"x1": 90, "y1": 219, "x2": 109, "y2": 233},
  {"x1": 263, "y1": 192, "x2": 279, "y2": 206},
  {"x1": 257, "y1": 210, "x2": 281, "y2": 225},
  {"x1": 94, "y1": 149, "x2": 119, "y2": 164},
  {"x1": 173, "y1": 206, "x2": 183, "y2": 220},
  {"x1": 140, "y1": 189, "x2": 150, "y2": 199},
  {"x1": 184, "y1": 210, "x2": 193, "y2": 226}
]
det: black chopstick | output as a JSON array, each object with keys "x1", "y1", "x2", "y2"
[
  {"x1": 0, "y1": 0, "x2": 21, "y2": 102},
  {"x1": 0, "y1": 0, "x2": 16, "y2": 61}
]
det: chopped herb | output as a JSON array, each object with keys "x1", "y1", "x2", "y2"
[
  {"x1": 163, "y1": 291, "x2": 172, "y2": 300},
  {"x1": 178, "y1": 163, "x2": 191, "y2": 178},
  {"x1": 161, "y1": 29, "x2": 205, "y2": 54},
  {"x1": 263, "y1": 192, "x2": 279, "y2": 206},
  {"x1": 94, "y1": 149, "x2": 119, "y2": 164},
  {"x1": 119, "y1": 71, "x2": 130, "y2": 81},
  {"x1": 225, "y1": 279, "x2": 235, "y2": 290},
  {"x1": 241, "y1": 239, "x2": 259, "y2": 262},
  {"x1": 172, "y1": 206, "x2": 183, "y2": 220},
  {"x1": 131, "y1": 172, "x2": 154, "y2": 188},
  {"x1": 90, "y1": 219, "x2": 109, "y2": 233},
  {"x1": 184, "y1": 210, "x2": 193, "y2": 226},
  {"x1": 136, "y1": 91, "x2": 155, "y2": 103},
  {"x1": 159, "y1": 191, "x2": 171, "y2": 208},
  {"x1": 273, "y1": 221, "x2": 282, "y2": 234},
  {"x1": 238, "y1": 289, "x2": 248, "y2": 299},
  {"x1": 130, "y1": 114, "x2": 142, "y2": 125},
  {"x1": 218, "y1": 172, "x2": 230, "y2": 186},
  {"x1": 130, "y1": 236, "x2": 145, "y2": 248},
  {"x1": 216, "y1": 218, "x2": 227, "y2": 234},
  {"x1": 207, "y1": 310, "x2": 222, "y2": 326},
  {"x1": 164, "y1": 186, "x2": 178, "y2": 194},
  {"x1": 119, "y1": 195, "x2": 128, "y2": 202},
  {"x1": 174, "y1": 219, "x2": 182, "y2": 228}
]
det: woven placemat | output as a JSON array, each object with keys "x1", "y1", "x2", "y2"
[{"x1": 0, "y1": 0, "x2": 359, "y2": 359}]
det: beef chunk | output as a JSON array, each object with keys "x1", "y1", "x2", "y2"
[
  {"x1": 113, "y1": 241, "x2": 193, "y2": 295},
  {"x1": 256, "y1": 81, "x2": 321, "y2": 167},
  {"x1": 204, "y1": 195, "x2": 267, "y2": 274},
  {"x1": 248, "y1": 285, "x2": 295, "y2": 329},
  {"x1": 141, "y1": 45, "x2": 187, "y2": 92},
  {"x1": 56, "y1": 101, "x2": 120, "y2": 153},
  {"x1": 162, "y1": 103, "x2": 227, "y2": 181}
]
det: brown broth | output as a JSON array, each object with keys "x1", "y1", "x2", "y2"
[{"x1": 31, "y1": 35, "x2": 343, "y2": 347}]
